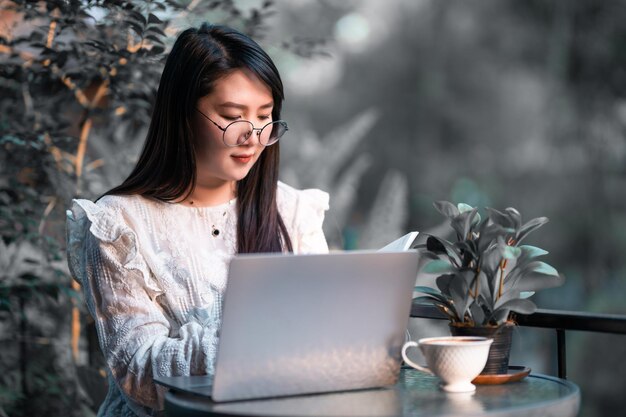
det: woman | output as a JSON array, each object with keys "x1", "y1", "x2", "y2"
[{"x1": 66, "y1": 24, "x2": 329, "y2": 417}]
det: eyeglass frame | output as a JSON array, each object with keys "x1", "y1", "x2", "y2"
[{"x1": 195, "y1": 108, "x2": 288, "y2": 147}]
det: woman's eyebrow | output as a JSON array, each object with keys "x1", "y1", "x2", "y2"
[{"x1": 217, "y1": 101, "x2": 274, "y2": 110}]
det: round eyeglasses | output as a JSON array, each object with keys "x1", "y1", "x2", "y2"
[{"x1": 196, "y1": 109, "x2": 288, "y2": 147}]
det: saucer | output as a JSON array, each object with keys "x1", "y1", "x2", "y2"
[{"x1": 472, "y1": 366, "x2": 531, "y2": 385}]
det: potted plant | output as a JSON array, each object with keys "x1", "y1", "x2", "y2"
[{"x1": 414, "y1": 201, "x2": 565, "y2": 375}]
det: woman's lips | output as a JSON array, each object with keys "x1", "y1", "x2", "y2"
[{"x1": 231, "y1": 154, "x2": 253, "y2": 163}]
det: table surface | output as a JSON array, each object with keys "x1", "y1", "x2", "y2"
[{"x1": 164, "y1": 368, "x2": 581, "y2": 417}]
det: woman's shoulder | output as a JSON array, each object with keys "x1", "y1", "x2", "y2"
[
  {"x1": 276, "y1": 182, "x2": 329, "y2": 253},
  {"x1": 68, "y1": 194, "x2": 146, "y2": 224},
  {"x1": 276, "y1": 181, "x2": 329, "y2": 232},
  {"x1": 67, "y1": 194, "x2": 159, "y2": 242},
  {"x1": 96, "y1": 193, "x2": 149, "y2": 210},
  {"x1": 276, "y1": 181, "x2": 330, "y2": 212}
]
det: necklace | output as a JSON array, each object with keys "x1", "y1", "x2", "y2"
[
  {"x1": 184, "y1": 192, "x2": 235, "y2": 238},
  {"x1": 211, "y1": 210, "x2": 227, "y2": 237},
  {"x1": 186, "y1": 198, "x2": 234, "y2": 238},
  {"x1": 212, "y1": 199, "x2": 235, "y2": 238}
]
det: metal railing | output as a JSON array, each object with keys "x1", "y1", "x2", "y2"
[{"x1": 410, "y1": 303, "x2": 626, "y2": 379}]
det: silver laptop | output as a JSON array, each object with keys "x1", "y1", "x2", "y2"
[{"x1": 155, "y1": 250, "x2": 419, "y2": 402}]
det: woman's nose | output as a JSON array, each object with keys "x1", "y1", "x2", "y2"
[{"x1": 241, "y1": 129, "x2": 261, "y2": 146}]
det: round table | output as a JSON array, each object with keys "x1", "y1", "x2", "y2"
[{"x1": 164, "y1": 368, "x2": 580, "y2": 417}]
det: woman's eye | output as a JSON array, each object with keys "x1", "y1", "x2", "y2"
[
  {"x1": 258, "y1": 115, "x2": 271, "y2": 121},
  {"x1": 222, "y1": 115, "x2": 241, "y2": 121}
]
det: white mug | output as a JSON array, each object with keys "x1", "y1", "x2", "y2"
[{"x1": 401, "y1": 336, "x2": 493, "y2": 393}]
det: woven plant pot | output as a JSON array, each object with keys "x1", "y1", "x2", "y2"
[{"x1": 449, "y1": 322, "x2": 515, "y2": 375}]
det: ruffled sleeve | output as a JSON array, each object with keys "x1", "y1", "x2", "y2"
[
  {"x1": 277, "y1": 182, "x2": 330, "y2": 254},
  {"x1": 66, "y1": 198, "x2": 219, "y2": 413}
]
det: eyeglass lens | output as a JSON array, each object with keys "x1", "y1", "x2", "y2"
[{"x1": 223, "y1": 121, "x2": 287, "y2": 147}]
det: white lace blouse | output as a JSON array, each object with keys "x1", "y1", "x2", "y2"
[{"x1": 66, "y1": 181, "x2": 329, "y2": 417}]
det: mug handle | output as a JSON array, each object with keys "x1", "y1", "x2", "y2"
[{"x1": 401, "y1": 341, "x2": 434, "y2": 375}]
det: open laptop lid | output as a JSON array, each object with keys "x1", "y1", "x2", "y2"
[{"x1": 210, "y1": 250, "x2": 419, "y2": 402}]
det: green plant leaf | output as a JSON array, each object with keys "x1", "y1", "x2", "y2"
[
  {"x1": 504, "y1": 270, "x2": 565, "y2": 293},
  {"x1": 519, "y1": 245, "x2": 548, "y2": 259},
  {"x1": 516, "y1": 216, "x2": 549, "y2": 244},
  {"x1": 148, "y1": 13, "x2": 163, "y2": 24},
  {"x1": 531, "y1": 261, "x2": 559, "y2": 276},
  {"x1": 463, "y1": 207, "x2": 479, "y2": 238},
  {"x1": 425, "y1": 235, "x2": 462, "y2": 267},
  {"x1": 480, "y1": 244, "x2": 502, "y2": 277},
  {"x1": 486, "y1": 207, "x2": 514, "y2": 228},
  {"x1": 435, "y1": 274, "x2": 454, "y2": 295},
  {"x1": 412, "y1": 298, "x2": 458, "y2": 321},
  {"x1": 414, "y1": 286, "x2": 451, "y2": 304},
  {"x1": 145, "y1": 35, "x2": 165, "y2": 45},
  {"x1": 491, "y1": 308, "x2": 511, "y2": 325},
  {"x1": 449, "y1": 274, "x2": 471, "y2": 323},
  {"x1": 458, "y1": 270, "x2": 476, "y2": 288},
  {"x1": 449, "y1": 208, "x2": 479, "y2": 241},
  {"x1": 433, "y1": 201, "x2": 459, "y2": 219},
  {"x1": 456, "y1": 239, "x2": 478, "y2": 258},
  {"x1": 413, "y1": 295, "x2": 455, "y2": 311},
  {"x1": 425, "y1": 235, "x2": 446, "y2": 253},
  {"x1": 476, "y1": 222, "x2": 507, "y2": 253},
  {"x1": 0, "y1": 135, "x2": 26, "y2": 146},
  {"x1": 469, "y1": 302, "x2": 485, "y2": 325},
  {"x1": 412, "y1": 296, "x2": 441, "y2": 306},
  {"x1": 502, "y1": 245, "x2": 551, "y2": 282},
  {"x1": 502, "y1": 258, "x2": 525, "y2": 285},
  {"x1": 494, "y1": 288, "x2": 520, "y2": 309},
  {"x1": 418, "y1": 250, "x2": 440, "y2": 261},
  {"x1": 413, "y1": 288, "x2": 456, "y2": 317},
  {"x1": 149, "y1": 45, "x2": 165, "y2": 56},
  {"x1": 494, "y1": 298, "x2": 537, "y2": 315},
  {"x1": 125, "y1": 20, "x2": 144, "y2": 36},
  {"x1": 477, "y1": 271, "x2": 494, "y2": 306},
  {"x1": 146, "y1": 26, "x2": 167, "y2": 37},
  {"x1": 501, "y1": 245, "x2": 521, "y2": 260},
  {"x1": 129, "y1": 10, "x2": 147, "y2": 26},
  {"x1": 457, "y1": 203, "x2": 474, "y2": 213},
  {"x1": 504, "y1": 207, "x2": 522, "y2": 230},
  {"x1": 475, "y1": 294, "x2": 494, "y2": 319},
  {"x1": 422, "y1": 259, "x2": 454, "y2": 274}
]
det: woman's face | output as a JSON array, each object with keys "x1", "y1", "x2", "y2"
[{"x1": 192, "y1": 68, "x2": 274, "y2": 188}]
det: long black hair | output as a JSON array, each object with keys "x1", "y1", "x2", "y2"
[{"x1": 103, "y1": 24, "x2": 292, "y2": 253}]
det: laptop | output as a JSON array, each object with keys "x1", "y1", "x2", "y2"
[{"x1": 155, "y1": 246, "x2": 419, "y2": 402}]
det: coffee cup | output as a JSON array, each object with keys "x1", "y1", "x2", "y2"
[{"x1": 401, "y1": 336, "x2": 493, "y2": 393}]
